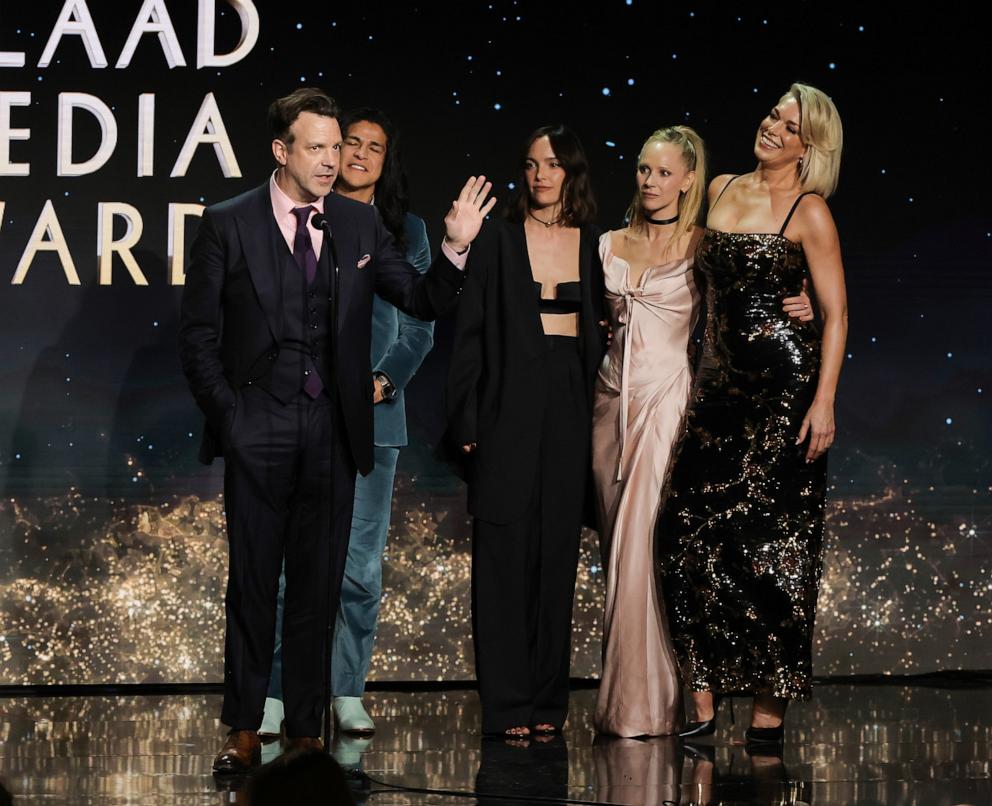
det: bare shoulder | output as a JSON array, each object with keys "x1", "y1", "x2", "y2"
[
  {"x1": 796, "y1": 193, "x2": 832, "y2": 221},
  {"x1": 795, "y1": 194, "x2": 837, "y2": 242},
  {"x1": 607, "y1": 226, "x2": 634, "y2": 253},
  {"x1": 708, "y1": 173, "x2": 738, "y2": 203}
]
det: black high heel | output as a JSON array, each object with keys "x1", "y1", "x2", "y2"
[
  {"x1": 682, "y1": 741, "x2": 716, "y2": 764},
  {"x1": 679, "y1": 693, "x2": 734, "y2": 738}
]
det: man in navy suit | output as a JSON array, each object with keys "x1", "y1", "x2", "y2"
[
  {"x1": 178, "y1": 88, "x2": 494, "y2": 772},
  {"x1": 260, "y1": 107, "x2": 437, "y2": 739}
]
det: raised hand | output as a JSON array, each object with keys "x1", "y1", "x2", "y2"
[{"x1": 444, "y1": 176, "x2": 497, "y2": 252}]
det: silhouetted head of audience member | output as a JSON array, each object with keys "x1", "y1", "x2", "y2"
[
  {"x1": 247, "y1": 749, "x2": 354, "y2": 805},
  {"x1": 0, "y1": 778, "x2": 13, "y2": 806}
]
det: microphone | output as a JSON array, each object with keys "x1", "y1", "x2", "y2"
[
  {"x1": 310, "y1": 209, "x2": 340, "y2": 310},
  {"x1": 311, "y1": 212, "x2": 332, "y2": 240}
]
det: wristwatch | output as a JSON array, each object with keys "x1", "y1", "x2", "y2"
[{"x1": 373, "y1": 371, "x2": 397, "y2": 402}]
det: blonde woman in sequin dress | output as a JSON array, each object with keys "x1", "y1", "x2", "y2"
[
  {"x1": 657, "y1": 83, "x2": 847, "y2": 744},
  {"x1": 591, "y1": 127, "x2": 814, "y2": 738}
]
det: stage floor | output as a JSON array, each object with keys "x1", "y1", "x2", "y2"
[{"x1": 0, "y1": 684, "x2": 989, "y2": 805}]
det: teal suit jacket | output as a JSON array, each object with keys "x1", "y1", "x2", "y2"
[{"x1": 371, "y1": 213, "x2": 434, "y2": 447}]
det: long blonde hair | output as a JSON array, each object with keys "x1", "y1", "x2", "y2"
[
  {"x1": 626, "y1": 126, "x2": 707, "y2": 255},
  {"x1": 785, "y1": 83, "x2": 843, "y2": 198}
]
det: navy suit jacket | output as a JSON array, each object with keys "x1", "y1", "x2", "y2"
[
  {"x1": 178, "y1": 184, "x2": 464, "y2": 476},
  {"x1": 371, "y1": 213, "x2": 434, "y2": 448}
]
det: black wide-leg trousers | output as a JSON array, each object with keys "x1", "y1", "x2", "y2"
[
  {"x1": 220, "y1": 385, "x2": 355, "y2": 737},
  {"x1": 472, "y1": 336, "x2": 589, "y2": 734}
]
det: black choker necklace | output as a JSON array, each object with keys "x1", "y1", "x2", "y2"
[
  {"x1": 646, "y1": 213, "x2": 680, "y2": 225},
  {"x1": 528, "y1": 210, "x2": 562, "y2": 228}
]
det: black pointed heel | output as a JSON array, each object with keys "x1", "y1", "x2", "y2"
[
  {"x1": 679, "y1": 694, "x2": 734, "y2": 738},
  {"x1": 682, "y1": 741, "x2": 716, "y2": 764}
]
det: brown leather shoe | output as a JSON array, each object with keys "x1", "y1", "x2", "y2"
[
  {"x1": 284, "y1": 736, "x2": 323, "y2": 753},
  {"x1": 212, "y1": 729, "x2": 261, "y2": 773}
]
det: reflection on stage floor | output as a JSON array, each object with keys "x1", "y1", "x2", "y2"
[{"x1": 0, "y1": 684, "x2": 989, "y2": 804}]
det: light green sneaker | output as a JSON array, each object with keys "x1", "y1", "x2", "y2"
[
  {"x1": 332, "y1": 696, "x2": 375, "y2": 734},
  {"x1": 259, "y1": 696, "x2": 284, "y2": 738},
  {"x1": 331, "y1": 733, "x2": 373, "y2": 769}
]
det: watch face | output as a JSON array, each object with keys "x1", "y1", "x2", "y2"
[{"x1": 375, "y1": 374, "x2": 395, "y2": 399}]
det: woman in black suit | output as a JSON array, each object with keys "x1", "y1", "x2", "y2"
[{"x1": 446, "y1": 125, "x2": 607, "y2": 738}]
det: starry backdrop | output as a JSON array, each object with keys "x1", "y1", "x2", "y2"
[{"x1": 0, "y1": 3, "x2": 988, "y2": 684}]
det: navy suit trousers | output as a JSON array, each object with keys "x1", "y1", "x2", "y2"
[{"x1": 220, "y1": 385, "x2": 355, "y2": 737}]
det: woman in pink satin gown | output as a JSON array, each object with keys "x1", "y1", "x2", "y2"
[{"x1": 592, "y1": 126, "x2": 706, "y2": 737}]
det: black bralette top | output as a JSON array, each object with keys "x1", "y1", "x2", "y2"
[{"x1": 534, "y1": 281, "x2": 581, "y2": 314}]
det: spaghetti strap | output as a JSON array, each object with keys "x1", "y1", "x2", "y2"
[
  {"x1": 779, "y1": 191, "x2": 816, "y2": 236},
  {"x1": 711, "y1": 175, "x2": 740, "y2": 212}
]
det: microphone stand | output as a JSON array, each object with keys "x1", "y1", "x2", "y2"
[{"x1": 312, "y1": 213, "x2": 340, "y2": 751}]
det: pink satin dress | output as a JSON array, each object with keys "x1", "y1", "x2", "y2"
[{"x1": 592, "y1": 230, "x2": 699, "y2": 736}]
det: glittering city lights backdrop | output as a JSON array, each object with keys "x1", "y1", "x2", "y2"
[{"x1": 0, "y1": 4, "x2": 988, "y2": 685}]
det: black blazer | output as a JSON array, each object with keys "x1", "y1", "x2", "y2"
[
  {"x1": 178, "y1": 184, "x2": 465, "y2": 475},
  {"x1": 445, "y1": 218, "x2": 607, "y2": 523}
]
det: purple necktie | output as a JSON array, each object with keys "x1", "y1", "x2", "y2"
[
  {"x1": 291, "y1": 206, "x2": 318, "y2": 285},
  {"x1": 291, "y1": 206, "x2": 324, "y2": 398}
]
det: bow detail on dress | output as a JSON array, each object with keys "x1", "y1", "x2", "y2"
[{"x1": 616, "y1": 288, "x2": 645, "y2": 482}]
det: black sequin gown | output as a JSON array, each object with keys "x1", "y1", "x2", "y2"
[{"x1": 657, "y1": 227, "x2": 826, "y2": 701}]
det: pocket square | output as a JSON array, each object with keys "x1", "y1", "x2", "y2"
[{"x1": 357, "y1": 254, "x2": 371, "y2": 269}]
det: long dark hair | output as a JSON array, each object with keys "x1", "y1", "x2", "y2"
[
  {"x1": 506, "y1": 124, "x2": 597, "y2": 226},
  {"x1": 340, "y1": 106, "x2": 410, "y2": 252}
]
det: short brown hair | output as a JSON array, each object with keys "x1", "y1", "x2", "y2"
[{"x1": 268, "y1": 88, "x2": 339, "y2": 143}]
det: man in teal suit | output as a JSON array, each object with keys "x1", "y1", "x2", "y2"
[{"x1": 262, "y1": 107, "x2": 435, "y2": 736}]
